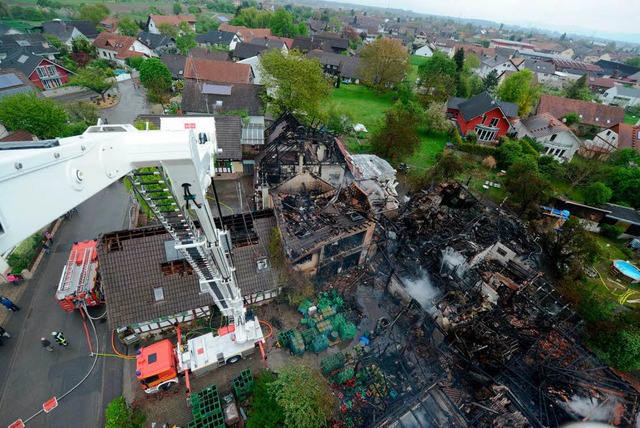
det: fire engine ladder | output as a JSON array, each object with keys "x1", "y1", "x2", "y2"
[
  {"x1": 60, "y1": 247, "x2": 79, "y2": 293},
  {"x1": 76, "y1": 246, "x2": 94, "y2": 295},
  {"x1": 126, "y1": 168, "x2": 229, "y2": 313}
]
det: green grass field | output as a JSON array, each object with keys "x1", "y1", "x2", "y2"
[
  {"x1": 625, "y1": 112, "x2": 638, "y2": 125},
  {"x1": 404, "y1": 131, "x2": 448, "y2": 170},
  {"x1": 330, "y1": 84, "x2": 396, "y2": 130}
]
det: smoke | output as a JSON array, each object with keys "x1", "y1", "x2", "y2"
[
  {"x1": 441, "y1": 247, "x2": 469, "y2": 280},
  {"x1": 402, "y1": 270, "x2": 440, "y2": 315},
  {"x1": 560, "y1": 395, "x2": 619, "y2": 423}
]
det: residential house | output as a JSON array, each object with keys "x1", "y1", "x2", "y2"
[
  {"x1": 98, "y1": 17, "x2": 118, "y2": 34},
  {"x1": 41, "y1": 20, "x2": 99, "y2": 46},
  {"x1": 551, "y1": 58, "x2": 602, "y2": 77},
  {"x1": 0, "y1": 34, "x2": 59, "y2": 61},
  {"x1": 189, "y1": 47, "x2": 230, "y2": 62},
  {"x1": 579, "y1": 123, "x2": 639, "y2": 159},
  {"x1": 414, "y1": 45, "x2": 433, "y2": 57},
  {"x1": 251, "y1": 37, "x2": 288, "y2": 53},
  {"x1": 586, "y1": 76, "x2": 617, "y2": 94},
  {"x1": 307, "y1": 50, "x2": 363, "y2": 83},
  {"x1": 291, "y1": 34, "x2": 348, "y2": 55},
  {"x1": 454, "y1": 43, "x2": 496, "y2": 59},
  {"x1": 0, "y1": 49, "x2": 73, "y2": 90},
  {"x1": 184, "y1": 56, "x2": 252, "y2": 84},
  {"x1": 136, "y1": 31, "x2": 175, "y2": 54},
  {"x1": 98, "y1": 212, "x2": 281, "y2": 335},
  {"x1": 595, "y1": 60, "x2": 640, "y2": 78},
  {"x1": 515, "y1": 112, "x2": 581, "y2": 162},
  {"x1": 93, "y1": 33, "x2": 156, "y2": 66},
  {"x1": 0, "y1": 23, "x2": 21, "y2": 36},
  {"x1": 195, "y1": 29, "x2": 240, "y2": 51},
  {"x1": 446, "y1": 91, "x2": 519, "y2": 144},
  {"x1": 231, "y1": 39, "x2": 287, "y2": 61},
  {"x1": 600, "y1": 204, "x2": 640, "y2": 237},
  {"x1": 537, "y1": 94, "x2": 625, "y2": 128},
  {"x1": 147, "y1": 15, "x2": 196, "y2": 35},
  {"x1": 0, "y1": 68, "x2": 38, "y2": 100},
  {"x1": 160, "y1": 53, "x2": 187, "y2": 79},
  {"x1": 0, "y1": 129, "x2": 37, "y2": 142},
  {"x1": 432, "y1": 38, "x2": 456, "y2": 57},
  {"x1": 522, "y1": 59, "x2": 556, "y2": 85},
  {"x1": 489, "y1": 39, "x2": 534, "y2": 50},
  {"x1": 218, "y1": 24, "x2": 271, "y2": 43},
  {"x1": 237, "y1": 55, "x2": 263, "y2": 84},
  {"x1": 306, "y1": 19, "x2": 327, "y2": 34},
  {"x1": 478, "y1": 56, "x2": 523, "y2": 81},
  {"x1": 602, "y1": 86, "x2": 640, "y2": 107},
  {"x1": 529, "y1": 40, "x2": 563, "y2": 54},
  {"x1": 265, "y1": 35, "x2": 293, "y2": 50}
]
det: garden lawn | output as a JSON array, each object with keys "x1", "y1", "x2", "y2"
[
  {"x1": 625, "y1": 112, "x2": 639, "y2": 125},
  {"x1": 330, "y1": 85, "x2": 395, "y2": 131},
  {"x1": 404, "y1": 131, "x2": 448, "y2": 171}
]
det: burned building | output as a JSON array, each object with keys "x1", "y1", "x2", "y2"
[
  {"x1": 98, "y1": 210, "x2": 282, "y2": 336},
  {"x1": 270, "y1": 172, "x2": 376, "y2": 280},
  {"x1": 366, "y1": 182, "x2": 640, "y2": 427}
]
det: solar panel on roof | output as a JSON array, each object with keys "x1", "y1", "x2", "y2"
[
  {"x1": 0, "y1": 73, "x2": 22, "y2": 89},
  {"x1": 202, "y1": 83, "x2": 232, "y2": 95}
]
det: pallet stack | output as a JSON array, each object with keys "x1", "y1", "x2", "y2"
[
  {"x1": 188, "y1": 385, "x2": 225, "y2": 428},
  {"x1": 233, "y1": 368, "x2": 254, "y2": 401}
]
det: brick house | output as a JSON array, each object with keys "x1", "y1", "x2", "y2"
[{"x1": 447, "y1": 92, "x2": 519, "y2": 143}]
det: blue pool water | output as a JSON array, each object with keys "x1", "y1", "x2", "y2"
[{"x1": 613, "y1": 260, "x2": 640, "y2": 281}]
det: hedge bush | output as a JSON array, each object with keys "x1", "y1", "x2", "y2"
[
  {"x1": 456, "y1": 142, "x2": 498, "y2": 157},
  {"x1": 7, "y1": 232, "x2": 42, "y2": 274}
]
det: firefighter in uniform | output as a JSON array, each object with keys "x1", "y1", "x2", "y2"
[{"x1": 52, "y1": 331, "x2": 68, "y2": 347}]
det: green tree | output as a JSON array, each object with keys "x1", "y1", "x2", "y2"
[
  {"x1": 564, "y1": 74, "x2": 592, "y2": 101},
  {"x1": 358, "y1": 38, "x2": 410, "y2": 93},
  {"x1": 0, "y1": 0, "x2": 8, "y2": 17},
  {"x1": 560, "y1": 32, "x2": 567, "y2": 41},
  {"x1": 72, "y1": 36, "x2": 96, "y2": 57},
  {"x1": 139, "y1": 58, "x2": 173, "y2": 103},
  {"x1": 105, "y1": 396, "x2": 145, "y2": 428},
  {"x1": 70, "y1": 66, "x2": 114, "y2": 101},
  {"x1": 247, "y1": 370, "x2": 285, "y2": 428},
  {"x1": 505, "y1": 158, "x2": 551, "y2": 217},
  {"x1": 496, "y1": 69, "x2": 539, "y2": 116},
  {"x1": 65, "y1": 100, "x2": 98, "y2": 126},
  {"x1": 370, "y1": 104, "x2": 421, "y2": 160},
  {"x1": 173, "y1": 2, "x2": 183, "y2": 14},
  {"x1": 543, "y1": 216, "x2": 599, "y2": 274},
  {"x1": 626, "y1": 57, "x2": 640, "y2": 67},
  {"x1": 271, "y1": 364, "x2": 334, "y2": 428},
  {"x1": 591, "y1": 327, "x2": 640, "y2": 371},
  {"x1": 416, "y1": 51, "x2": 457, "y2": 103},
  {"x1": 453, "y1": 47, "x2": 464, "y2": 73},
  {"x1": 157, "y1": 22, "x2": 179, "y2": 38},
  {"x1": 0, "y1": 92, "x2": 68, "y2": 139},
  {"x1": 482, "y1": 69, "x2": 499, "y2": 92},
  {"x1": 78, "y1": 3, "x2": 109, "y2": 26},
  {"x1": 429, "y1": 149, "x2": 464, "y2": 182},
  {"x1": 259, "y1": 49, "x2": 331, "y2": 119},
  {"x1": 582, "y1": 181, "x2": 612, "y2": 206},
  {"x1": 423, "y1": 101, "x2": 451, "y2": 134},
  {"x1": 563, "y1": 112, "x2": 580, "y2": 125},
  {"x1": 176, "y1": 21, "x2": 197, "y2": 55},
  {"x1": 117, "y1": 16, "x2": 140, "y2": 37},
  {"x1": 269, "y1": 9, "x2": 298, "y2": 37},
  {"x1": 231, "y1": 7, "x2": 272, "y2": 28},
  {"x1": 537, "y1": 155, "x2": 562, "y2": 178}
]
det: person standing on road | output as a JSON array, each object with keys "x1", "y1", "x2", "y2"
[
  {"x1": 42, "y1": 242, "x2": 51, "y2": 254},
  {"x1": 0, "y1": 326, "x2": 9, "y2": 346},
  {"x1": 0, "y1": 296, "x2": 20, "y2": 312},
  {"x1": 52, "y1": 331, "x2": 68, "y2": 347},
  {"x1": 44, "y1": 231, "x2": 54, "y2": 244},
  {"x1": 41, "y1": 337, "x2": 54, "y2": 352},
  {"x1": 6, "y1": 274, "x2": 19, "y2": 285}
]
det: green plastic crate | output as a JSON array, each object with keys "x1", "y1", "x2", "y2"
[
  {"x1": 321, "y1": 351, "x2": 346, "y2": 375},
  {"x1": 311, "y1": 335, "x2": 329, "y2": 353},
  {"x1": 290, "y1": 330, "x2": 305, "y2": 355},
  {"x1": 339, "y1": 322, "x2": 357, "y2": 340},
  {"x1": 298, "y1": 299, "x2": 313, "y2": 314},
  {"x1": 301, "y1": 327, "x2": 319, "y2": 346}
]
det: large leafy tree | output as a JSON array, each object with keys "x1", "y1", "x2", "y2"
[
  {"x1": 176, "y1": 21, "x2": 197, "y2": 54},
  {"x1": 0, "y1": 92, "x2": 68, "y2": 139},
  {"x1": 358, "y1": 38, "x2": 410, "y2": 94},
  {"x1": 271, "y1": 364, "x2": 334, "y2": 428},
  {"x1": 78, "y1": 3, "x2": 109, "y2": 25},
  {"x1": 496, "y1": 69, "x2": 539, "y2": 116},
  {"x1": 370, "y1": 103, "x2": 421, "y2": 160},
  {"x1": 138, "y1": 58, "x2": 173, "y2": 102},
  {"x1": 70, "y1": 66, "x2": 114, "y2": 101},
  {"x1": 505, "y1": 158, "x2": 551, "y2": 218},
  {"x1": 564, "y1": 74, "x2": 592, "y2": 101},
  {"x1": 247, "y1": 371, "x2": 284, "y2": 428},
  {"x1": 231, "y1": 7, "x2": 272, "y2": 28},
  {"x1": 416, "y1": 51, "x2": 457, "y2": 104},
  {"x1": 583, "y1": 181, "x2": 612, "y2": 206},
  {"x1": 157, "y1": 22, "x2": 178, "y2": 38},
  {"x1": 269, "y1": 9, "x2": 298, "y2": 37},
  {"x1": 117, "y1": 16, "x2": 140, "y2": 37},
  {"x1": 543, "y1": 216, "x2": 599, "y2": 275},
  {"x1": 483, "y1": 69, "x2": 499, "y2": 92},
  {"x1": 259, "y1": 49, "x2": 331, "y2": 119}
]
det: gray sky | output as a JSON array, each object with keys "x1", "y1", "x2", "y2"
[{"x1": 341, "y1": 0, "x2": 640, "y2": 43}]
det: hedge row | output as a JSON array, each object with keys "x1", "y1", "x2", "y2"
[{"x1": 456, "y1": 142, "x2": 498, "y2": 157}]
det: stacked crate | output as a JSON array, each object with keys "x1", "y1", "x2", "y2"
[
  {"x1": 321, "y1": 351, "x2": 347, "y2": 375},
  {"x1": 278, "y1": 329, "x2": 294, "y2": 348},
  {"x1": 297, "y1": 299, "x2": 313, "y2": 314},
  {"x1": 188, "y1": 385, "x2": 225, "y2": 428},
  {"x1": 233, "y1": 368, "x2": 254, "y2": 401},
  {"x1": 311, "y1": 335, "x2": 329, "y2": 353},
  {"x1": 301, "y1": 327, "x2": 319, "y2": 346},
  {"x1": 338, "y1": 322, "x2": 357, "y2": 340},
  {"x1": 316, "y1": 319, "x2": 333, "y2": 337},
  {"x1": 290, "y1": 330, "x2": 305, "y2": 355}
]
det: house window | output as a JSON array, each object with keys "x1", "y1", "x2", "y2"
[
  {"x1": 550, "y1": 134, "x2": 557, "y2": 142},
  {"x1": 102, "y1": 51, "x2": 107, "y2": 57},
  {"x1": 606, "y1": 130, "x2": 611, "y2": 136},
  {"x1": 46, "y1": 65, "x2": 57, "y2": 76},
  {"x1": 489, "y1": 117, "x2": 499, "y2": 127},
  {"x1": 474, "y1": 126, "x2": 498, "y2": 142},
  {"x1": 36, "y1": 66, "x2": 47, "y2": 79},
  {"x1": 153, "y1": 287, "x2": 165, "y2": 302}
]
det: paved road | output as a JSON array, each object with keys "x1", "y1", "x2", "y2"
[
  {"x1": 0, "y1": 182, "x2": 133, "y2": 428},
  {"x1": 100, "y1": 73, "x2": 151, "y2": 125}
]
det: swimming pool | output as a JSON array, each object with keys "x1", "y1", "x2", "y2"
[{"x1": 611, "y1": 260, "x2": 640, "y2": 282}]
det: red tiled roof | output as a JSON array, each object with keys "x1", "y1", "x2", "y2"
[
  {"x1": 537, "y1": 94, "x2": 625, "y2": 127},
  {"x1": 218, "y1": 24, "x2": 271, "y2": 42},
  {"x1": 92, "y1": 33, "x2": 150, "y2": 60},
  {"x1": 552, "y1": 58, "x2": 602, "y2": 73},
  {"x1": 149, "y1": 14, "x2": 196, "y2": 26},
  {"x1": 0, "y1": 130, "x2": 36, "y2": 142},
  {"x1": 453, "y1": 43, "x2": 496, "y2": 57},
  {"x1": 587, "y1": 76, "x2": 616, "y2": 89},
  {"x1": 613, "y1": 123, "x2": 640, "y2": 152},
  {"x1": 184, "y1": 57, "x2": 251, "y2": 84}
]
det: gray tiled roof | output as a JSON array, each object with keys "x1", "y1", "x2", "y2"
[
  {"x1": 0, "y1": 34, "x2": 59, "y2": 57},
  {"x1": 195, "y1": 29, "x2": 236, "y2": 45},
  {"x1": 66, "y1": 20, "x2": 99, "y2": 39},
  {"x1": 0, "y1": 48, "x2": 43, "y2": 77},
  {"x1": 181, "y1": 79, "x2": 264, "y2": 116},
  {"x1": 98, "y1": 215, "x2": 281, "y2": 329},
  {"x1": 160, "y1": 53, "x2": 187, "y2": 79},
  {"x1": 523, "y1": 59, "x2": 555, "y2": 75},
  {"x1": 212, "y1": 114, "x2": 242, "y2": 160},
  {"x1": 306, "y1": 50, "x2": 363, "y2": 80},
  {"x1": 604, "y1": 203, "x2": 640, "y2": 225},
  {"x1": 454, "y1": 91, "x2": 519, "y2": 121},
  {"x1": 136, "y1": 31, "x2": 174, "y2": 50},
  {"x1": 232, "y1": 42, "x2": 267, "y2": 60}
]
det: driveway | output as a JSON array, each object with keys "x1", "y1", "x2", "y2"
[{"x1": 100, "y1": 73, "x2": 151, "y2": 125}]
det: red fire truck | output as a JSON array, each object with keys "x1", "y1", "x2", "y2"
[{"x1": 55, "y1": 240, "x2": 104, "y2": 312}]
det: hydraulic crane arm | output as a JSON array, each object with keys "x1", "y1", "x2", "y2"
[{"x1": 0, "y1": 123, "x2": 249, "y2": 343}]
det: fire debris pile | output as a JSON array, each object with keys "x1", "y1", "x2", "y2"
[{"x1": 371, "y1": 182, "x2": 640, "y2": 427}]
